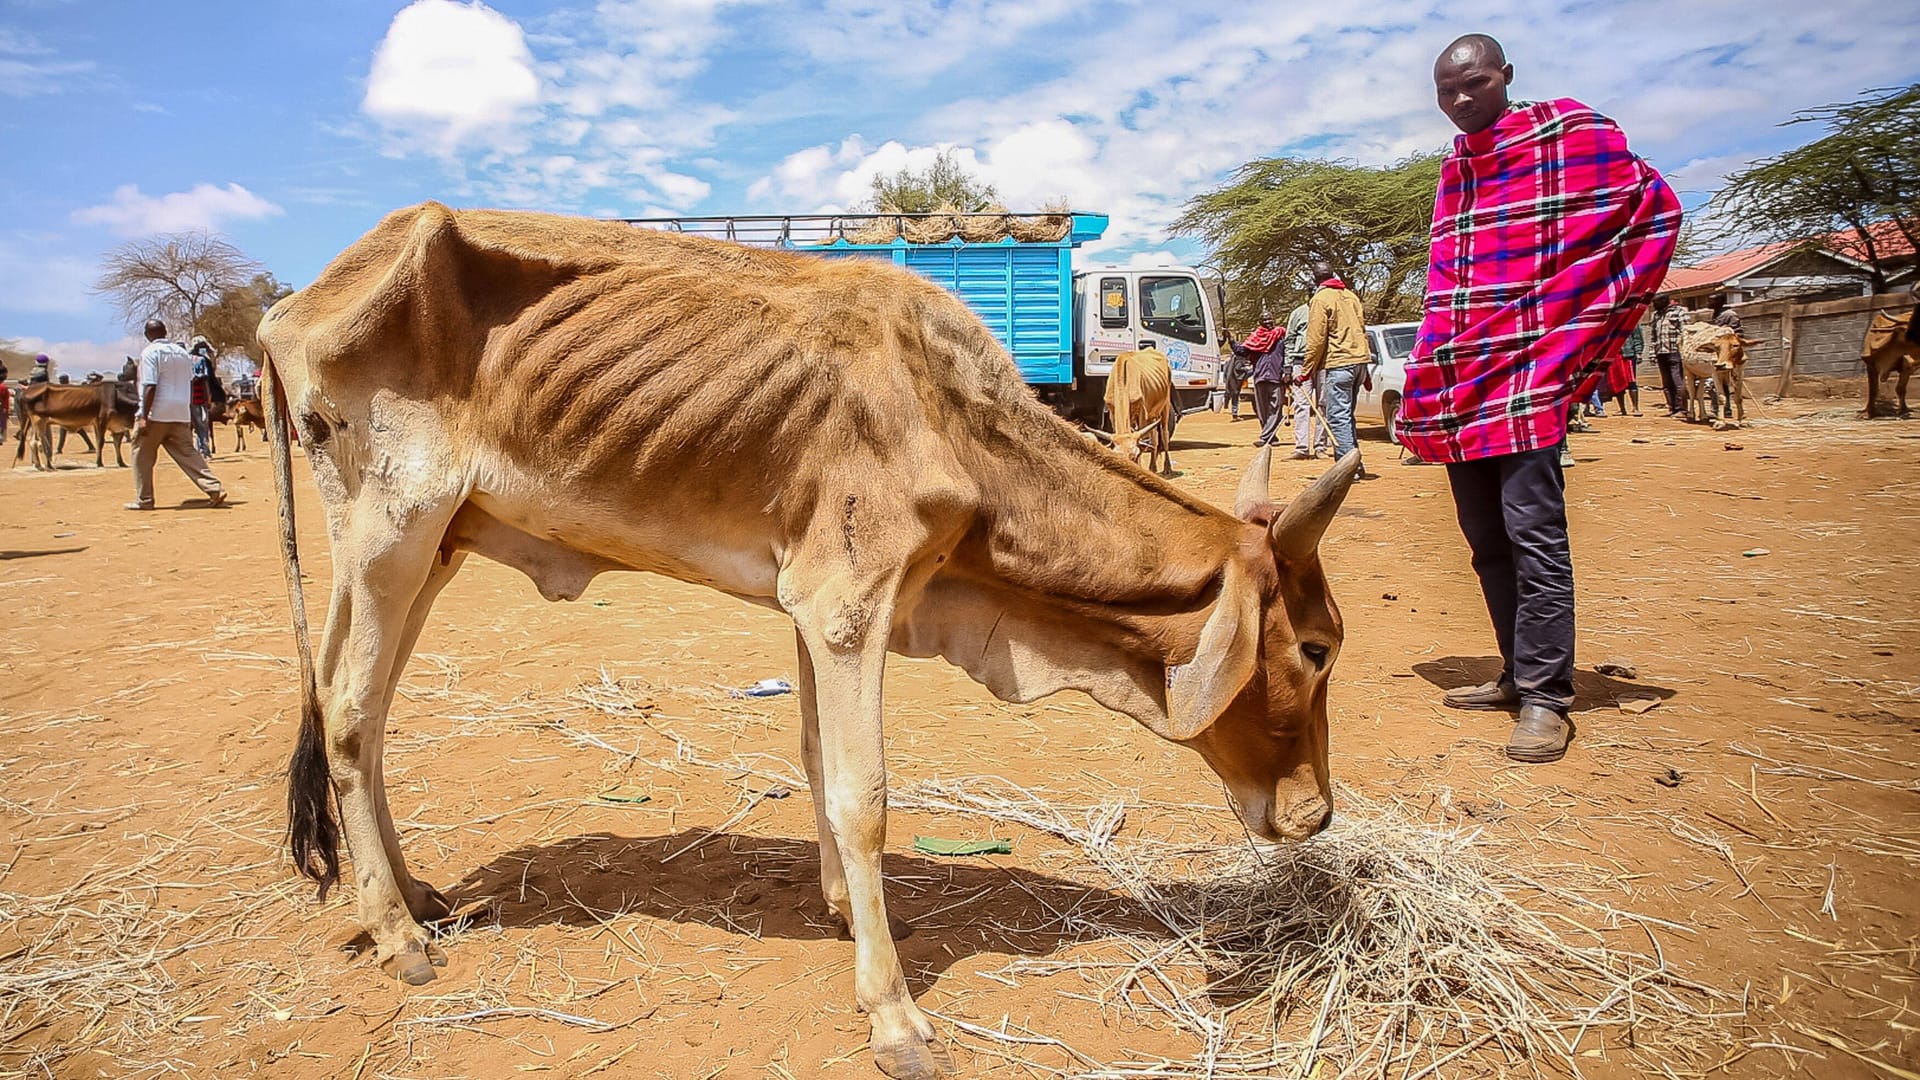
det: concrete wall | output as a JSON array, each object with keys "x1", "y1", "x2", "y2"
[{"x1": 1728, "y1": 291, "x2": 1914, "y2": 385}]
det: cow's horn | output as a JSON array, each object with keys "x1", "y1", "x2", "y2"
[
  {"x1": 1087, "y1": 427, "x2": 1115, "y2": 445},
  {"x1": 1234, "y1": 445, "x2": 1272, "y2": 520},
  {"x1": 1270, "y1": 450, "x2": 1360, "y2": 560}
]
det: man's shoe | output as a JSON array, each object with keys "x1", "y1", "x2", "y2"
[
  {"x1": 1559, "y1": 448, "x2": 1577, "y2": 468},
  {"x1": 1355, "y1": 469, "x2": 1379, "y2": 481},
  {"x1": 1506, "y1": 705, "x2": 1572, "y2": 763},
  {"x1": 206, "y1": 490, "x2": 228, "y2": 508},
  {"x1": 1289, "y1": 450, "x2": 1312, "y2": 460},
  {"x1": 1444, "y1": 678, "x2": 1520, "y2": 710},
  {"x1": 123, "y1": 501, "x2": 153, "y2": 511}
]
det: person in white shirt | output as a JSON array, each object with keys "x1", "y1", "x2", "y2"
[{"x1": 128, "y1": 318, "x2": 225, "y2": 510}]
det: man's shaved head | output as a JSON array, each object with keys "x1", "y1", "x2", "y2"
[
  {"x1": 1440, "y1": 33, "x2": 1506, "y2": 69},
  {"x1": 1433, "y1": 33, "x2": 1513, "y2": 135}
]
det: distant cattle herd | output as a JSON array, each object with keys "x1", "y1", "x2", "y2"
[{"x1": 10, "y1": 374, "x2": 264, "y2": 470}]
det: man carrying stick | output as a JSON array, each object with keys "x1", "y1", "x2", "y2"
[{"x1": 1398, "y1": 34, "x2": 1681, "y2": 763}]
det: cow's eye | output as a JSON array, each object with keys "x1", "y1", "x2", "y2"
[{"x1": 1301, "y1": 642, "x2": 1331, "y2": 668}]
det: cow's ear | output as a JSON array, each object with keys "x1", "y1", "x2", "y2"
[{"x1": 1154, "y1": 560, "x2": 1261, "y2": 741}]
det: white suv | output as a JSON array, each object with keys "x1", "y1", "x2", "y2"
[{"x1": 1362, "y1": 322, "x2": 1420, "y2": 444}]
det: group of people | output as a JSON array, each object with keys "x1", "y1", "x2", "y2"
[{"x1": 1223, "y1": 258, "x2": 1378, "y2": 480}]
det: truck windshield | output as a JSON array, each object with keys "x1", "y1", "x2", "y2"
[
  {"x1": 1381, "y1": 325, "x2": 1418, "y2": 360},
  {"x1": 1138, "y1": 276, "x2": 1206, "y2": 345}
]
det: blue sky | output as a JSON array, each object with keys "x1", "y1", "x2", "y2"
[{"x1": 4, "y1": 0, "x2": 1918, "y2": 374}]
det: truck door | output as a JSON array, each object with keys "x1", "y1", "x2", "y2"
[
  {"x1": 1080, "y1": 274, "x2": 1134, "y2": 380},
  {"x1": 1137, "y1": 274, "x2": 1221, "y2": 405}
]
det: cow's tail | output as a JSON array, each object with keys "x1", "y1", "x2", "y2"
[{"x1": 263, "y1": 351, "x2": 339, "y2": 899}]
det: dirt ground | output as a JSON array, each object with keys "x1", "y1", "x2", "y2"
[{"x1": 2, "y1": 401, "x2": 1916, "y2": 1080}]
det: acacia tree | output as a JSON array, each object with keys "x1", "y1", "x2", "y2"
[
  {"x1": 860, "y1": 148, "x2": 1000, "y2": 213},
  {"x1": 1708, "y1": 83, "x2": 1920, "y2": 289},
  {"x1": 195, "y1": 272, "x2": 295, "y2": 358},
  {"x1": 93, "y1": 231, "x2": 262, "y2": 338},
  {"x1": 1174, "y1": 154, "x2": 1443, "y2": 327}
]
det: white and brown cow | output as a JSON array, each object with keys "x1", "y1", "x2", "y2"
[{"x1": 258, "y1": 204, "x2": 1359, "y2": 1080}]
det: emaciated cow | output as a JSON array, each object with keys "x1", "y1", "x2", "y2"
[
  {"x1": 1862, "y1": 309, "x2": 1917, "y2": 417},
  {"x1": 1092, "y1": 345, "x2": 1176, "y2": 475},
  {"x1": 11, "y1": 381, "x2": 133, "y2": 469},
  {"x1": 259, "y1": 204, "x2": 1361, "y2": 1080}
]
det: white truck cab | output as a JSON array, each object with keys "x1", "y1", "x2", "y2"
[
  {"x1": 1361, "y1": 321, "x2": 1421, "y2": 443},
  {"x1": 1068, "y1": 265, "x2": 1223, "y2": 422}
]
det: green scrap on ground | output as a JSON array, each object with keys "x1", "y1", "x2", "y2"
[{"x1": 912, "y1": 836, "x2": 1011, "y2": 857}]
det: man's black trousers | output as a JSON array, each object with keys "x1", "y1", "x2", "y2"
[{"x1": 1444, "y1": 447, "x2": 1575, "y2": 712}]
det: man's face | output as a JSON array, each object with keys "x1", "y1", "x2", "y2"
[
  {"x1": 1259, "y1": 316, "x2": 1273, "y2": 329},
  {"x1": 1433, "y1": 47, "x2": 1512, "y2": 134}
]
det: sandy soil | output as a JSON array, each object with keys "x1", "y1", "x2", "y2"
[{"x1": 2, "y1": 402, "x2": 1916, "y2": 1079}]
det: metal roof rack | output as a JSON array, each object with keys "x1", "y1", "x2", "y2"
[{"x1": 617, "y1": 211, "x2": 1108, "y2": 247}]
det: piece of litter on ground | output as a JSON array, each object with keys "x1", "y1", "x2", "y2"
[
  {"x1": 763, "y1": 785, "x2": 792, "y2": 799},
  {"x1": 53, "y1": 531, "x2": 76, "y2": 538},
  {"x1": 1382, "y1": 593, "x2": 1399, "y2": 601},
  {"x1": 730, "y1": 677, "x2": 793, "y2": 698},
  {"x1": 1617, "y1": 696, "x2": 1661, "y2": 715},
  {"x1": 591, "y1": 599, "x2": 613, "y2": 607},
  {"x1": 1723, "y1": 443, "x2": 1744, "y2": 451},
  {"x1": 1741, "y1": 548, "x2": 1770, "y2": 558},
  {"x1": 913, "y1": 836, "x2": 1012, "y2": 857},
  {"x1": 596, "y1": 788, "x2": 652, "y2": 804},
  {"x1": 1654, "y1": 767, "x2": 1685, "y2": 788},
  {"x1": 1595, "y1": 660, "x2": 1638, "y2": 679}
]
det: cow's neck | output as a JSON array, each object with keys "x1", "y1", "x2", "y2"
[
  {"x1": 896, "y1": 431, "x2": 1249, "y2": 726},
  {"x1": 964, "y1": 431, "x2": 1241, "y2": 641}
]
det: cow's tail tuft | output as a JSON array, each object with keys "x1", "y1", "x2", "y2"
[{"x1": 264, "y1": 351, "x2": 339, "y2": 899}]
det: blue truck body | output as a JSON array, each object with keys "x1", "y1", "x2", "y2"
[{"x1": 795, "y1": 214, "x2": 1110, "y2": 386}]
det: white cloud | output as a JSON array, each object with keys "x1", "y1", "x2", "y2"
[
  {"x1": 0, "y1": 28, "x2": 93, "y2": 94},
  {"x1": 363, "y1": 0, "x2": 540, "y2": 150},
  {"x1": 72, "y1": 183, "x2": 283, "y2": 237}
]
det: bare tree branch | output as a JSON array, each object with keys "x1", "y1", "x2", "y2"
[{"x1": 92, "y1": 231, "x2": 263, "y2": 338}]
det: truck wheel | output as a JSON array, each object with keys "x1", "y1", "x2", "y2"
[{"x1": 1383, "y1": 393, "x2": 1402, "y2": 445}]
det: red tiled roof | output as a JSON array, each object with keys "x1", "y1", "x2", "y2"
[
  {"x1": 1826, "y1": 220, "x2": 1916, "y2": 262},
  {"x1": 1660, "y1": 219, "x2": 1916, "y2": 295},
  {"x1": 1659, "y1": 240, "x2": 1801, "y2": 294}
]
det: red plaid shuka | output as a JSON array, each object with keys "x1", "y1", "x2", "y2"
[{"x1": 1399, "y1": 98, "x2": 1681, "y2": 463}]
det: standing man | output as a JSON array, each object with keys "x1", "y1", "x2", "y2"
[
  {"x1": 1247, "y1": 317, "x2": 1289, "y2": 447},
  {"x1": 1397, "y1": 34, "x2": 1680, "y2": 763},
  {"x1": 1232, "y1": 314, "x2": 1284, "y2": 439},
  {"x1": 1610, "y1": 322, "x2": 1644, "y2": 416},
  {"x1": 1299, "y1": 259, "x2": 1373, "y2": 477},
  {"x1": 28, "y1": 353, "x2": 50, "y2": 384},
  {"x1": 128, "y1": 318, "x2": 226, "y2": 511},
  {"x1": 1649, "y1": 296, "x2": 1688, "y2": 417}
]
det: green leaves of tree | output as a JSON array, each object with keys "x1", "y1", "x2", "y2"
[
  {"x1": 1174, "y1": 154, "x2": 1442, "y2": 327},
  {"x1": 1707, "y1": 84, "x2": 1919, "y2": 289}
]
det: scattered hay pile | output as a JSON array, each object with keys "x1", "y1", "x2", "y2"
[{"x1": 895, "y1": 776, "x2": 1735, "y2": 1078}]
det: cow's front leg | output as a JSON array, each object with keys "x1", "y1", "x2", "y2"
[{"x1": 786, "y1": 562, "x2": 951, "y2": 1080}]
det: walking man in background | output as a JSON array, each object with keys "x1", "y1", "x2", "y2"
[
  {"x1": 128, "y1": 319, "x2": 226, "y2": 511},
  {"x1": 1300, "y1": 259, "x2": 1373, "y2": 477},
  {"x1": 1610, "y1": 321, "x2": 1644, "y2": 416},
  {"x1": 1650, "y1": 295, "x2": 1688, "y2": 417},
  {"x1": 1398, "y1": 33, "x2": 1680, "y2": 763}
]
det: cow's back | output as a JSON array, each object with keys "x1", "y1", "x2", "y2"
[{"x1": 257, "y1": 203, "x2": 1090, "y2": 532}]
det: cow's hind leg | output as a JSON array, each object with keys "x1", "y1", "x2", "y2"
[{"x1": 316, "y1": 494, "x2": 463, "y2": 985}]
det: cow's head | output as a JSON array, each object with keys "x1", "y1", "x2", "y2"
[
  {"x1": 1145, "y1": 447, "x2": 1359, "y2": 842},
  {"x1": 1692, "y1": 332, "x2": 1757, "y2": 369},
  {"x1": 1086, "y1": 418, "x2": 1161, "y2": 465}
]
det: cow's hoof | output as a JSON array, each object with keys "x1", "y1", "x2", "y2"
[
  {"x1": 407, "y1": 882, "x2": 454, "y2": 923},
  {"x1": 380, "y1": 942, "x2": 446, "y2": 986},
  {"x1": 872, "y1": 1034, "x2": 954, "y2": 1080}
]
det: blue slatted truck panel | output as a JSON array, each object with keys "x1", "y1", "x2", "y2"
[{"x1": 801, "y1": 215, "x2": 1106, "y2": 386}]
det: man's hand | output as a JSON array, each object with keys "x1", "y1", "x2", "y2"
[{"x1": 133, "y1": 417, "x2": 147, "y2": 437}]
